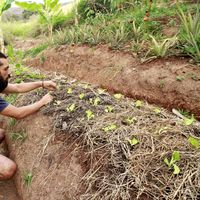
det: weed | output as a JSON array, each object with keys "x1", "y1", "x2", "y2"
[
  {"x1": 11, "y1": 130, "x2": 27, "y2": 142},
  {"x1": 176, "y1": 76, "x2": 185, "y2": 82},
  {"x1": 23, "y1": 171, "x2": 33, "y2": 186}
]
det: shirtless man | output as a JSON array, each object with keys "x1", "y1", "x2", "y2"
[{"x1": 0, "y1": 52, "x2": 56, "y2": 180}]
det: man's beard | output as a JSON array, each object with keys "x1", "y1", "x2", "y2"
[{"x1": 0, "y1": 74, "x2": 10, "y2": 93}]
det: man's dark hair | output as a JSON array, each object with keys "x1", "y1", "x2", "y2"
[
  {"x1": 0, "y1": 52, "x2": 7, "y2": 59},
  {"x1": 0, "y1": 52, "x2": 7, "y2": 66}
]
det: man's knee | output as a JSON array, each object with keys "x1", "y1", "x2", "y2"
[
  {"x1": 0, "y1": 155, "x2": 17, "y2": 180},
  {"x1": 4, "y1": 161, "x2": 17, "y2": 179},
  {"x1": 0, "y1": 129, "x2": 5, "y2": 143}
]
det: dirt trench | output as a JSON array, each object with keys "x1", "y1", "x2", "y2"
[{"x1": 25, "y1": 44, "x2": 200, "y2": 119}]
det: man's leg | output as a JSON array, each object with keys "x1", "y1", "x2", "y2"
[
  {"x1": 0, "y1": 129, "x2": 5, "y2": 144},
  {"x1": 0, "y1": 154, "x2": 17, "y2": 180}
]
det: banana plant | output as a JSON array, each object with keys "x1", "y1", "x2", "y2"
[
  {"x1": 15, "y1": 0, "x2": 63, "y2": 38},
  {"x1": 0, "y1": 0, "x2": 14, "y2": 52}
]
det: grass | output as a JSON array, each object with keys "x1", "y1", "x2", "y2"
[
  {"x1": 23, "y1": 171, "x2": 33, "y2": 186},
  {"x1": 1, "y1": 17, "x2": 39, "y2": 41},
  {"x1": 11, "y1": 130, "x2": 27, "y2": 142}
]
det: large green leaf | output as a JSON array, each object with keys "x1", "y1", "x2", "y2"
[
  {"x1": 0, "y1": 0, "x2": 14, "y2": 15},
  {"x1": 15, "y1": 1, "x2": 43, "y2": 12}
]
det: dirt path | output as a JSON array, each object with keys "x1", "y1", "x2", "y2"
[{"x1": 0, "y1": 180, "x2": 19, "y2": 200}]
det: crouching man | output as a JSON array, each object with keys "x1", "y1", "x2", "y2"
[{"x1": 0, "y1": 52, "x2": 56, "y2": 180}]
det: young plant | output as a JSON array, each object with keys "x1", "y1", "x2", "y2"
[
  {"x1": 183, "y1": 114, "x2": 195, "y2": 126},
  {"x1": 105, "y1": 105, "x2": 114, "y2": 113},
  {"x1": 79, "y1": 93, "x2": 85, "y2": 100},
  {"x1": 164, "y1": 151, "x2": 181, "y2": 175},
  {"x1": 122, "y1": 117, "x2": 136, "y2": 126},
  {"x1": 114, "y1": 93, "x2": 123, "y2": 100},
  {"x1": 85, "y1": 110, "x2": 94, "y2": 120},
  {"x1": 11, "y1": 131, "x2": 27, "y2": 142},
  {"x1": 127, "y1": 137, "x2": 139, "y2": 146},
  {"x1": 177, "y1": 5, "x2": 200, "y2": 63},
  {"x1": 135, "y1": 100, "x2": 142, "y2": 108},
  {"x1": 23, "y1": 171, "x2": 33, "y2": 186},
  {"x1": 93, "y1": 97, "x2": 101, "y2": 106},
  {"x1": 67, "y1": 88, "x2": 73, "y2": 94},
  {"x1": 67, "y1": 103, "x2": 76, "y2": 112},
  {"x1": 8, "y1": 118, "x2": 17, "y2": 127},
  {"x1": 188, "y1": 136, "x2": 199, "y2": 150},
  {"x1": 154, "y1": 108, "x2": 161, "y2": 114},
  {"x1": 102, "y1": 124, "x2": 117, "y2": 132},
  {"x1": 176, "y1": 76, "x2": 184, "y2": 82},
  {"x1": 149, "y1": 35, "x2": 177, "y2": 58}
]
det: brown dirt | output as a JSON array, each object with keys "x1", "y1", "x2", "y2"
[
  {"x1": 0, "y1": 179, "x2": 19, "y2": 200},
  {"x1": 25, "y1": 44, "x2": 200, "y2": 119},
  {"x1": 5, "y1": 113, "x2": 87, "y2": 200}
]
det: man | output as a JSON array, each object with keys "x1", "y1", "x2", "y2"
[{"x1": 0, "y1": 52, "x2": 56, "y2": 180}]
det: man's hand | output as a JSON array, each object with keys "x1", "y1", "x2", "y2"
[
  {"x1": 40, "y1": 93, "x2": 53, "y2": 105},
  {"x1": 43, "y1": 81, "x2": 57, "y2": 91}
]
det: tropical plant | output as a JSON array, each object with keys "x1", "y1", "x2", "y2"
[
  {"x1": 178, "y1": 5, "x2": 200, "y2": 63},
  {"x1": 149, "y1": 35, "x2": 177, "y2": 58},
  {"x1": 0, "y1": 0, "x2": 14, "y2": 52},
  {"x1": 15, "y1": 0, "x2": 63, "y2": 38}
]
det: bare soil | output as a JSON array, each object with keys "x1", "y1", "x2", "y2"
[
  {"x1": 25, "y1": 44, "x2": 200, "y2": 119},
  {"x1": 5, "y1": 113, "x2": 87, "y2": 200}
]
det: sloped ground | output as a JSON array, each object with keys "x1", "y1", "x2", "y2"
[
  {"x1": 4, "y1": 68, "x2": 200, "y2": 200},
  {"x1": 0, "y1": 180, "x2": 19, "y2": 200},
  {"x1": 25, "y1": 45, "x2": 200, "y2": 119}
]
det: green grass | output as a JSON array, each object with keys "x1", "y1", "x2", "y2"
[{"x1": 1, "y1": 17, "x2": 39, "y2": 40}]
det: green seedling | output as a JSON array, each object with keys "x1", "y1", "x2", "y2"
[
  {"x1": 67, "y1": 88, "x2": 73, "y2": 94},
  {"x1": 135, "y1": 100, "x2": 142, "y2": 108},
  {"x1": 159, "y1": 80, "x2": 165, "y2": 88},
  {"x1": 188, "y1": 136, "x2": 200, "y2": 150},
  {"x1": 67, "y1": 103, "x2": 76, "y2": 112},
  {"x1": 94, "y1": 97, "x2": 101, "y2": 106},
  {"x1": 11, "y1": 131, "x2": 27, "y2": 142},
  {"x1": 105, "y1": 105, "x2": 114, "y2": 113},
  {"x1": 54, "y1": 100, "x2": 61, "y2": 106},
  {"x1": 85, "y1": 110, "x2": 94, "y2": 120},
  {"x1": 23, "y1": 172, "x2": 33, "y2": 186},
  {"x1": 164, "y1": 151, "x2": 181, "y2": 175},
  {"x1": 123, "y1": 117, "x2": 136, "y2": 126},
  {"x1": 127, "y1": 137, "x2": 139, "y2": 146},
  {"x1": 183, "y1": 114, "x2": 195, "y2": 126},
  {"x1": 154, "y1": 108, "x2": 161, "y2": 114},
  {"x1": 102, "y1": 124, "x2": 117, "y2": 132},
  {"x1": 8, "y1": 118, "x2": 17, "y2": 127},
  {"x1": 114, "y1": 93, "x2": 123, "y2": 100},
  {"x1": 176, "y1": 76, "x2": 184, "y2": 82},
  {"x1": 79, "y1": 93, "x2": 85, "y2": 100}
]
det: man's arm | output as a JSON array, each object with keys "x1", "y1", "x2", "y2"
[
  {"x1": 1, "y1": 94, "x2": 52, "y2": 119},
  {"x1": 3, "y1": 81, "x2": 56, "y2": 94}
]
